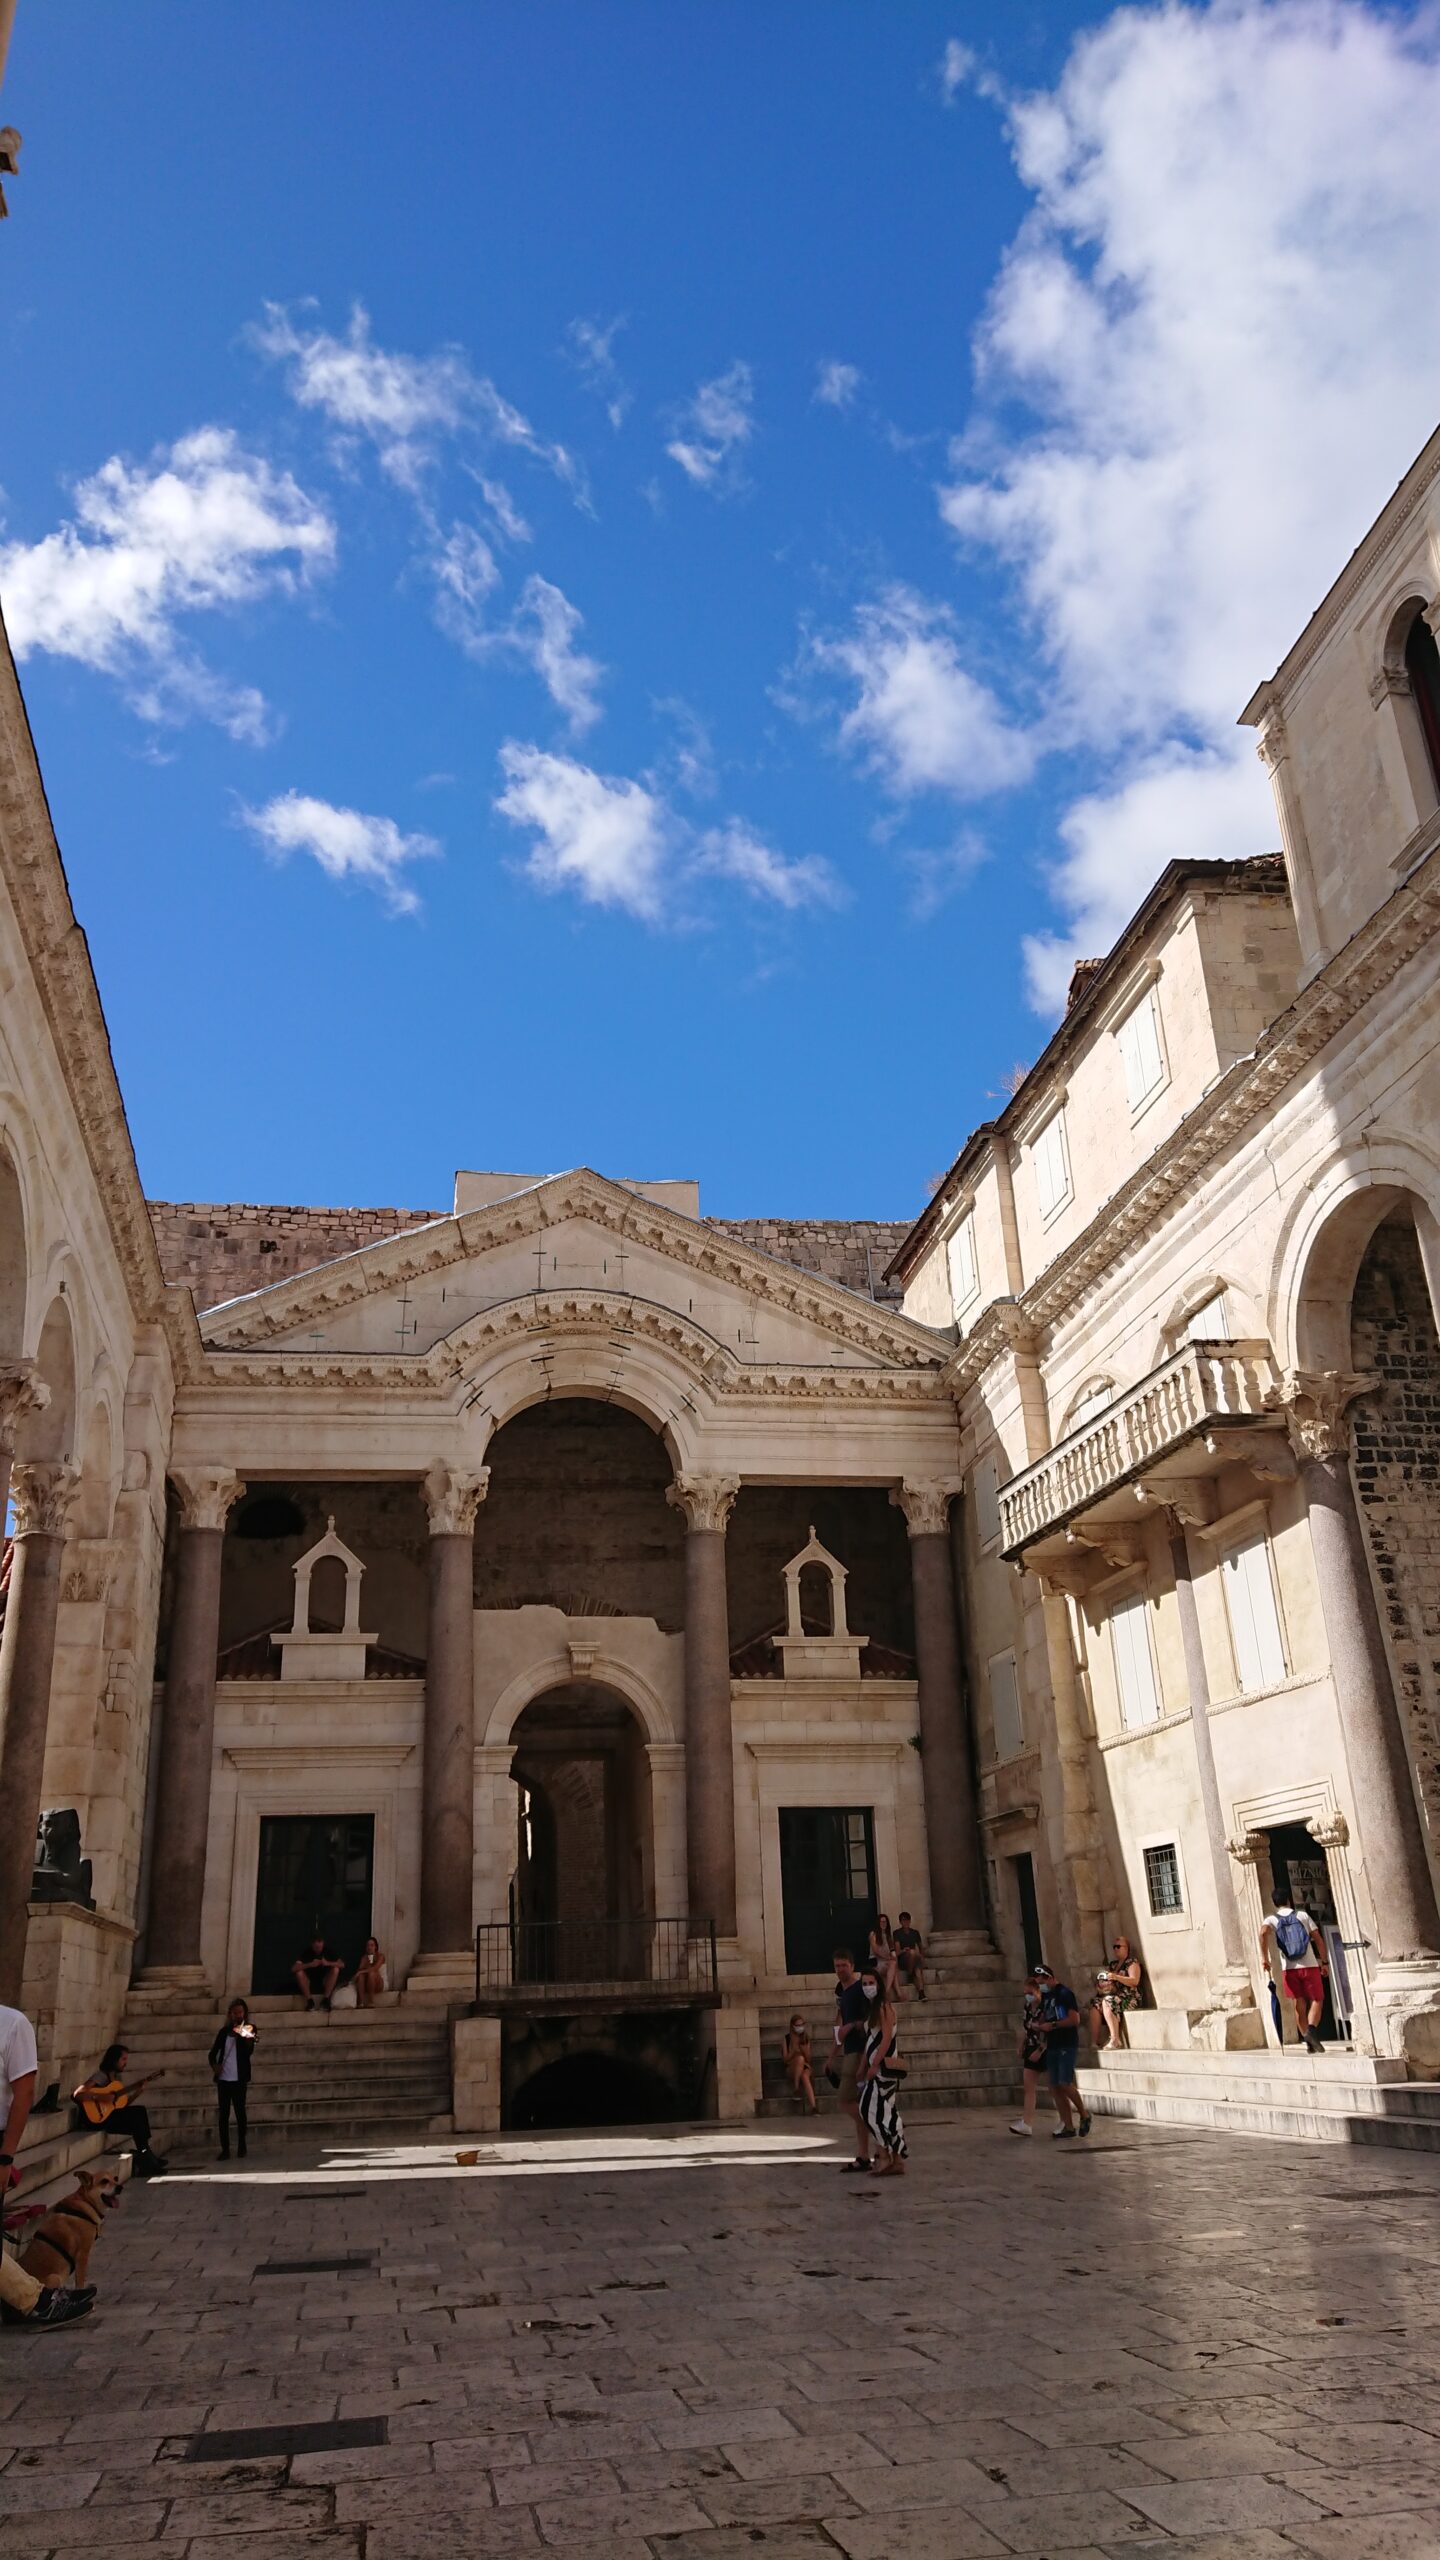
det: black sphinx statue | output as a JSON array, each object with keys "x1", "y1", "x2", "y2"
[{"x1": 30, "y1": 1807, "x2": 95, "y2": 1911}]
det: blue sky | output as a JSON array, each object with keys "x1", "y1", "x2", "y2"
[{"x1": 3, "y1": 2, "x2": 1439, "y2": 1222}]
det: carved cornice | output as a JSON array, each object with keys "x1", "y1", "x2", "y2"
[
  {"x1": 171, "y1": 1467, "x2": 246, "y2": 1533},
  {"x1": 0, "y1": 1359, "x2": 49, "y2": 1451},
  {"x1": 1306, "y1": 1810, "x2": 1351, "y2": 1851},
  {"x1": 890, "y1": 1479, "x2": 961, "y2": 1538},
  {"x1": 949, "y1": 839, "x2": 1440, "y2": 1397},
  {"x1": 9, "y1": 1459, "x2": 81, "y2": 1538},
  {"x1": 421, "y1": 1463, "x2": 490, "y2": 1536},
  {"x1": 198, "y1": 1168, "x2": 946, "y2": 1373},
  {"x1": 0, "y1": 630, "x2": 168, "y2": 1327},
  {"x1": 1227, "y1": 1830, "x2": 1267, "y2": 1866},
  {"x1": 666, "y1": 1473, "x2": 739, "y2": 1534},
  {"x1": 1269, "y1": 1368, "x2": 1380, "y2": 1462}
]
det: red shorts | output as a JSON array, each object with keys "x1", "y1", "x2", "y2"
[{"x1": 1283, "y1": 1966, "x2": 1324, "y2": 2006}]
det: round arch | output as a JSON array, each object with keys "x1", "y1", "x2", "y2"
[
  {"x1": 452, "y1": 1328, "x2": 717, "y2": 1476},
  {"x1": 484, "y1": 1652, "x2": 678, "y2": 1752},
  {"x1": 20, "y1": 1291, "x2": 77, "y2": 1464},
  {"x1": 1269, "y1": 1131, "x2": 1440, "y2": 1371}
]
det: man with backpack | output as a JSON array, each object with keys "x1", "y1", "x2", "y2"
[{"x1": 1260, "y1": 1901, "x2": 1328, "y2": 2054}]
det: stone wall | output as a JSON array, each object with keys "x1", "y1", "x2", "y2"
[{"x1": 1350, "y1": 1215, "x2": 1440, "y2": 1850}]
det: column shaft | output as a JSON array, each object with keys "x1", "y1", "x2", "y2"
[
  {"x1": 146, "y1": 1523, "x2": 227, "y2": 1973},
  {"x1": 421, "y1": 1530, "x2": 477, "y2": 1955},
  {"x1": 908, "y1": 1529, "x2": 985, "y2": 1933},
  {"x1": 0, "y1": 1518, "x2": 67, "y2": 2006},
  {"x1": 682, "y1": 1526, "x2": 737, "y2": 1937},
  {"x1": 1169, "y1": 1531, "x2": 1249, "y2": 1976},
  {"x1": 1303, "y1": 1451, "x2": 1440, "y2": 1960}
]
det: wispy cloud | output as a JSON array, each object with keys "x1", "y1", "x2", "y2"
[
  {"x1": 938, "y1": 39, "x2": 975, "y2": 103},
  {"x1": 665, "y1": 362, "x2": 755, "y2": 495},
  {"x1": 240, "y1": 789, "x2": 439, "y2": 916},
  {"x1": 430, "y1": 531, "x2": 603, "y2": 732},
  {"x1": 814, "y1": 359, "x2": 862, "y2": 410},
  {"x1": 808, "y1": 586, "x2": 1034, "y2": 800},
  {"x1": 565, "y1": 316, "x2": 631, "y2": 429},
  {"x1": 495, "y1": 742, "x2": 838, "y2": 923},
  {"x1": 252, "y1": 300, "x2": 586, "y2": 502},
  {"x1": 0, "y1": 426, "x2": 334, "y2": 740}
]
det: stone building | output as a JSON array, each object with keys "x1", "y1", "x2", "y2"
[{"x1": 2, "y1": 421, "x2": 1440, "y2": 2151}]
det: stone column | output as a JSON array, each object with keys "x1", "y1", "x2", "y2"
[
  {"x1": 416, "y1": 1465, "x2": 488, "y2": 1981},
  {"x1": 0, "y1": 1459, "x2": 80, "y2": 2007},
  {"x1": 1284, "y1": 1371, "x2": 1440, "y2": 1964},
  {"x1": 0, "y1": 1360, "x2": 48, "y2": 1547},
  {"x1": 143, "y1": 1469, "x2": 245, "y2": 1985},
  {"x1": 1167, "y1": 1523, "x2": 1253, "y2": 2005},
  {"x1": 666, "y1": 1474, "x2": 739, "y2": 1938},
  {"x1": 892, "y1": 1480, "x2": 986, "y2": 1935}
]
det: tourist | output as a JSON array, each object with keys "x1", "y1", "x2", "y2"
[
  {"x1": 781, "y1": 2014, "x2": 817, "y2": 2112},
  {"x1": 209, "y1": 2000, "x2": 256, "y2": 2160},
  {"x1": 1260, "y1": 1900, "x2": 1329, "y2": 2054},
  {"x1": 1009, "y1": 1963, "x2": 1053, "y2": 2137},
  {"x1": 1089, "y1": 1935, "x2": 1143, "y2": 2049},
  {"x1": 894, "y1": 1911, "x2": 927, "y2": 2001},
  {"x1": 831, "y1": 1950, "x2": 872, "y2": 2171},
  {"x1": 353, "y1": 1937, "x2": 387, "y2": 2008},
  {"x1": 868, "y1": 1915, "x2": 899, "y2": 2000},
  {"x1": 73, "y1": 2044, "x2": 168, "y2": 2177},
  {"x1": 857, "y1": 1965, "x2": 907, "y2": 2176},
  {"x1": 1038, "y1": 1976, "x2": 1091, "y2": 2139},
  {"x1": 0, "y1": 2000, "x2": 94, "y2": 2328},
  {"x1": 291, "y1": 1934, "x2": 343, "y2": 2010}
]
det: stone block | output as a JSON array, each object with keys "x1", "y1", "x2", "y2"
[{"x1": 453, "y1": 2015, "x2": 502, "y2": 2132}]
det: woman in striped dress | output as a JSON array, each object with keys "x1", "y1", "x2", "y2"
[{"x1": 856, "y1": 1968, "x2": 907, "y2": 2175}]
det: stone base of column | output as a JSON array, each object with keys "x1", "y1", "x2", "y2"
[
  {"x1": 1370, "y1": 1958, "x2": 1440, "y2": 2071},
  {"x1": 710, "y1": 1996, "x2": 762, "y2": 2121},
  {"x1": 129, "y1": 1963, "x2": 211, "y2": 2010},
  {"x1": 406, "y1": 1951, "x2": 474, "y2": 2006},
  {"x1": 927, "y1": 1929, "x2": 1004, "y2": 1980},
  {"x1": 452, "y1": 2014, "x2": 502, "y2": 2133},
  {"x1": 1189, "y1": 1981, "x2": 1266, "y2": 2052},
  {"x1": 713, "y1": 1935, "x2": 756, "y2": 1994}
]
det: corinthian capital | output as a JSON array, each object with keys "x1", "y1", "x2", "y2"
[
  {"x1": 1254, "y1": 708, "x2": 1288, "y2": 770},
  {"x1": 171, "y1": 1468, "x2": 247, "y2": 1533},
  {"x1": 422, "y1": 1463, "x2": 490, "y2": 1536},
  {"x1": 1269, "y1": 1368, "x2": 1379, "y2": 1463},
  {"x1": 666, "y1": 1473, "x2": 740, "y2": 1535},
  {"x1": 890, "y1": 1479, "x2": 961, "y2": 1538},
  {"x1": 0, "y1": 1360, "x2": 50, "y2": 1453},
  {"x1": 9, "y1": 1459, "x2": 81, "y2": 1539}
]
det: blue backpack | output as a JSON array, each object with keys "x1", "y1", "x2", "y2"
[{"x1": 1274, "y1": 1910, "x2": 1313, "y2": 1962}]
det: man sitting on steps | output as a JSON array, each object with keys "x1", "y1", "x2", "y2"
[{"x1": 292, "y1": 1934, "x2": 343, "y2": 2010}]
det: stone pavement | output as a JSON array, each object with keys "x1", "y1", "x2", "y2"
[{"x1": 3, "y1": 2106, "x2": 1440, "y2": 2559}]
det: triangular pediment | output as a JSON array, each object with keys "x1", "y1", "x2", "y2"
[{"x1": 197, "y1": 1167, "x2": 945, "y2": 1381}]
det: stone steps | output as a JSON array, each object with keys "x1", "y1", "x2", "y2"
[
  {"x1": 755, "y1": 1964, "x2": 1022, "y2": 2117},
  {"x1": 117, "y1": 2004, "x2": 454, "y2": 2148},
  {"x1": 1078, "y1": 2048, "x2": 1440, "y2": 2151}
]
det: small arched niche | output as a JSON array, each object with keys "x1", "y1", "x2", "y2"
[
  {"x1": 774, "y1": 1528, "x2": 868, "y2": 1681},
  {"x1": 1380, "y1": 596, "x2": 1440, "y2": 832},
  {"x1": 273, "y1": 1516, "x2": 377, "y2": 1681}
]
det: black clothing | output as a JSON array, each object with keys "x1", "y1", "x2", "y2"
[
  {"x1": 295, "y1": 1950, "x2": 339, "y2": 1986},
  {"x1": 835, "y1": 1977, "x2": 868, "y2": 2055},
  {"x1": 109, "y1": 2101, "x2": 151, "y2": 2153},
  {"x1": 217, "y1": 2083, "x2": 248, "y2": 2154},
  {"x1": 208, "y1": 2026, "x2": 255, "y2": 2086}
]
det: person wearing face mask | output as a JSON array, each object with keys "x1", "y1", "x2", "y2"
[{"x1": 856, "y1": 1964, "x2": 907, "y2": 2175}]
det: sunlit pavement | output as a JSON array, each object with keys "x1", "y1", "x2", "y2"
[{"x1": 3, "y1": 2105, "x2": 1439, "y2": 2558}]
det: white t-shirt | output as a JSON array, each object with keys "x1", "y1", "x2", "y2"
[
  {"x1": 1265, "y1": 1909, "x2": 1321, "y2": 1968},
  {"x1": 217, "y1": 2035, "x2": 240, "y2": 2084},
  {"x1": 0, "y1": 2004, "x2": 39, "y2": 2138}
]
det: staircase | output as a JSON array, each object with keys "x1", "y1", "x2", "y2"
[
  {"x1": 757, "y1": 1933, "x2": 1021, "y2": 2116},
  {"x1": 1079, "y1": 2046, "x2": 1440, "y2": 2151},
  {"x1": 117, "y1": 1995, "x2": 455, "y2": 2151}
]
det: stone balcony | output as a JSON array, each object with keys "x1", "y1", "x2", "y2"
[{"x1": 998, "y1": 1339, "x2": 1290, "y2": 1564}]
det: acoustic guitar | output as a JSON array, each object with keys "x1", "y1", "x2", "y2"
[{"x1": 74, "y1": 2072, "x2": 163, "y2": 2127}]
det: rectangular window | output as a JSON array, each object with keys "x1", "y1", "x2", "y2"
[
  {"x1": 1033, "y1": 1109, "x2": 1071, "y2": 1219},
  {"x1": 946, "y1": 1213, "x2": 979, "y2": 1313},
  {"x1": 1116, "y1": 989, "x2": 1165, "y2": 1110},
  {"x1": 988, "y1": 1650, "x2": 1024, "y2": 1761},
  {"x1": 1185, "y1": 1292, "x2": 1231, "y2": 1342},
  {"x1": 1221, "y1": 1531, "x2": 1288, "y2": 1692},
  {"x1": 1144, "y1": 1841, "x2": 1184, "y2": 1916},
  {"x1": 1110, "y1": 1591, "x2": 1161, "y2": 1729},
  {"x1": 972, "y1": 1455, "x2": 1000, "y2": 1548}
]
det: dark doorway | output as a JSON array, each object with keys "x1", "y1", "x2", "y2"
[
  {"x1": 778, "y1": 1807, "x2": 876, "y2": 1975},
  {"x1": 253, "y1": 1815, "x2": 374, "y2": 1995},
  {"x1": 1265, "y1": 1821, "x2": 1342, "y2": 2041},
  {"x1": 1012, "y1": 1852, "x2": 1044, "y2": 1973},
  {"x1": 511, "y1": 2052, "x2": 679, "y2": 2130}
]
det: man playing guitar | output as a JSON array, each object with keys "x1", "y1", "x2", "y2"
[{"x1": 74, "y1": 2045, "x2": 167, "y2": 2178}]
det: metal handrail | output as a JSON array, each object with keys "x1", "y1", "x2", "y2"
[{"x1": 474, "y1": 1915, "x2": 718, "y2": 2007}]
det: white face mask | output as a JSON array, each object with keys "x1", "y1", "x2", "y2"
[{"x1": 861, "y1": 1981, "x2": 878, "y2": 2000}]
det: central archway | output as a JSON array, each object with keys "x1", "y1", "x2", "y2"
[{"x1": 510, "y1": 1680, "x2": 656, "y2": 1980}]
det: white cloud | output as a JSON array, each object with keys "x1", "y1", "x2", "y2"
[
  {"x1": 938, "y1": 39, "x2": 976, "y2": 103},
  {"x1": 0, "y1": 426, "x2": 334, "y2": 741},
  {"x1": 495, "y1": 744, "x2": 838, "y2": 923},
  {"x1": 428, "y1": 521, "x2": 501, "y2": 654},
  {"x1": 813, "y1": 586, "x2": 1034, "y2": 799},
  {"x1": 815, "y1": 359, "x2": 861, "y2": 410},
  {"x1": 472, "y1": 475, "x2": 532, "y2": 544},
  {"x1": 495, "y1": 743, "x2": 668, "y2": 919},
  {"x1": 253, "y1": 301, "x2": 585, "y2": 499},
  {"x1": 666, "y1": 362, "x2": 755, "y2": 493},
  {"x1": 565, "y1": 316, "x2": 631, "y2": 429},
  {"x1": 429, "y1": 530, "x2": 603, "y2": 731},
  {"x1": 937, "y1": 0, "x2": 1440, "y2": 1002},
  {"x1": 240, "y1": 790, "x2": 439, "y2": 916},
  {"x1": 695, "y1": 820, "x2": 843, "y2": 911}
]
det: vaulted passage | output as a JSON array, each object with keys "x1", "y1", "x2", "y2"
[{"x1": 509, "y1": 2052, "x2": 680, "y2": 2130}]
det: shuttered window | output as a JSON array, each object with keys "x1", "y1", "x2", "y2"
[
  {"x1": 1221, "y1": 1532, "x2": 1288, "y2": 1692},
  {"x1": 946, "y1": 1213, "x2": 979, "y2": 1313},
  {"x1": 1033, "y1": 1110, "x2": 1071, "y2": 1218},
  {"x1": 1110, "y1": 1592, "x2": 1161, "y2": 1729},
  {"x1": 988, "y1": 1650, "x2": 1024, "y2": 1761},
  {"x1": 1117, "y1": 989, "x2": 1165, "y2": 1109}
]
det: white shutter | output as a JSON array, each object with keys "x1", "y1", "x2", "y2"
[
  {"x1": 1034, "y1": 1111, "x2": 1070, "y2": 1217},
  {"x1": 973, "y1": 1457, "x2": 1000, "y2": 1548},
  {"x1": 1221, "y1": 1534, "x2": 1287, "y2": 1691},
  {"x1": 988, "y1": 1651, "x2": 1023, "y2": 1760},
  {"x1": 1111, "y1": 1593, "x2": 1160, "y2": 1728},
  {"x1": 1185, "y1": 1292, "x2": 1230, "y2": 1342},
  {"x1": 1068, "y1": 1382, "x2": 1114, "y2": 1428},
  {"x1": 1117, "y1": 991, "x2": 1164, "y2": 1108},
  {"x1": 946, "y1": 1214, "x2": 979, "y2": 1312}
]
